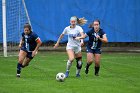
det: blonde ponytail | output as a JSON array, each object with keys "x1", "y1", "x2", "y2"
[
  {"x1": 70, "y1": 16, "x2": 87, "y2": 26},
  {"x1": 77, "y1": 17, "x2": 87, "y2": 26}
]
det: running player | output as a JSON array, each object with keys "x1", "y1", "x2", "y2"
[
  {"x1": 16, "y1": 23, "x2": 42, "y2": 77},
  {"x1": 75, "y1": 19, "x2": 108, "y2": 76},
  {"x1": 54, "y1": 16, "x2": 87, "y2": 77}
]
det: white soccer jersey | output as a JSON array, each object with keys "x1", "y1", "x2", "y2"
[{"x1": 62, "y1": 25, "x2": 83, "y2": 47}]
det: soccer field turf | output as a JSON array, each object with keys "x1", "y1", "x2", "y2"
[{"x1": 0, "y1": 52, "x2": 140, "y2": 93}]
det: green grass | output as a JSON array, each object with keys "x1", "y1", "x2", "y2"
[{"x1": 0, "y1": 52, "x2": 140, "y2": 93}]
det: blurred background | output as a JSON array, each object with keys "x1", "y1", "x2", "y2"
[{"x1": 0, "y1": 0, "x2": 140, "y2": 56}]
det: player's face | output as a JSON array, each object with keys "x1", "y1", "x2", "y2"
[
  {"x1": 24, "y1": 27, "x2": 30, "y2": 35},
  {"x1": 70, "y1": 20, "x2": 77, "y2": 25},
  {"x1": 93, "y1": 21, "x2": 100, "y2": 31}
]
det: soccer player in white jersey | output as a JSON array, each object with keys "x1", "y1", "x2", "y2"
[{"x1": 54, "y1": 16, "x2": 87, "y2": 77}]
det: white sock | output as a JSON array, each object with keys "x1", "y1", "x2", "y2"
[{"x1": 66, "y1": 60, "x2": 72, "y2": 72}]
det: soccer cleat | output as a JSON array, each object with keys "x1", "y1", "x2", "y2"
[
  {"x1": 85, "y1": 67, "x2": 89, "y2": 74},
  {"x1": 95, "y1": 73, "x2": 99, "y2": 76},
  {"x1": 16, "y1": 74, "x2": 20, "y2": 78},
  {"x1": 76, "y1": 74, "x2": 80, "y2": 77},
  {"x1": 65, "y1": 71, "x2": 69, "y2": 78}
]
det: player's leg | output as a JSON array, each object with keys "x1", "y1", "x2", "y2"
[
  {"x1": 85, "y1": 53, "x2": 94, "y2": 74},
  {"x1": 65, "y1": 49, "x2": 75, "y2": 78},
  {"x1": 22, "y1": 57, "x2": 32, "y2": 68},
  {"x1": 75, "y1": 46, "x2": 82, "y2": 77},
  {"x1": 17, "y1": 50, "x2": 27, "y2": 77},
  {"x1": 94, "y1": 54, "x2": 101, "y2": 76},
  {"x1": 22, "y1": 52, "x2": 33, "y2": 67}
]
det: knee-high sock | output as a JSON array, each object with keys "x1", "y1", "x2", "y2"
[
  {"x1": 85, "y1": 62, "x2": 91, "y2": 70},
  {"x1": 76, "y1": 60, "x2": 82, "y2": 75},
  {"x1": 17, "y1": 63, "x2": 23, "y2": 74},
  {"x1": 66, "y1": 60, "x2": 72, "y2": 72},
  {"x1": 95, "y1": 66, "x2": 100, "y2": 75}
]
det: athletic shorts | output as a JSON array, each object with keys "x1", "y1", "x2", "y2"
[
  {"x1": 66, "y1": 45, "x2": 81, "y2": 54},
  {"x1": 86, "y1": 47, "x2": 102, "y2": 54},
  {"x1": 20, "y1": 47, "x2": 33, "y2": 59}
]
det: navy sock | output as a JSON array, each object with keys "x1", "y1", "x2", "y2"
[
  {"x1": 86, "y1": 63, "x2": 91, "y2": 70},
  {"x1": 17, "y1": 63, "x2": 22, "y2": 74},
  {"x1": 95, "y1": 66, "x2": 100, "y2": 75}
]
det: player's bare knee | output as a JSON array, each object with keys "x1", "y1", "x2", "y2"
[
  {"x1": 18, "y1": 59, "x2": 24, "y2": 64},
  {"x1": 69, "y1": 58, "x2": 74, "y2": 62},
  {"x1": 88, "y1": 59, "x2": 93, "y2": 63}
]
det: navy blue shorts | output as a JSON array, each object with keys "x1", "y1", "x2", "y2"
[
  {"x1": 20, "y1": 47, "x2": 33, "y2": 59},
  {"x1": 86, "y1": 47, "x2": 102, "y2": 54}
]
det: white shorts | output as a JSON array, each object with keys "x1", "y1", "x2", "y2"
[{"x1": 66, "y1": 45, "x2": 81, "y2": 54}]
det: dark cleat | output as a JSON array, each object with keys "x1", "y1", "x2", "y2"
[
  {"x1": 95, "y1": 73, "x2": 99, "y2": 76},
  {"x1": 16, "y1": 74, "x2": 20, "y2": 78}
]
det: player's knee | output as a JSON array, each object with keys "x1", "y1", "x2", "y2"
[
  {"x1": 22, "y1": 63, "x2": 29, "y2": 68},
  {"x1": 69, "y1": 58, "x2": 75, "y2": 62},
  {"x1": 88, "y1": 60, "x2": 93, "y2": 63},
  {"x1": 18, "y1": 57, "x2": 25, "y2": 63},
  {"x1": 18, "y1": 59, "x2": 23, "y2": 64},
  {"x1": 87, "y1": 57, "x2": 93, "y2": 63}
]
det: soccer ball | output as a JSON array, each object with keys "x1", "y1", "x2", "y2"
[{"x1": 56, "y1": 72, "x2": 65, "y2": 82}]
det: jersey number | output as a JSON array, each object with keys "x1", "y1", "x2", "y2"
[
  {"x1": 91, "y1": 42, "x2": 98, "y2": 49},
  {"x1": 25, "y1": 38, "x2": 29, "y2": 51},
  {"x1": 91, "y1": 37, "x2": 98, "y2": 49}
]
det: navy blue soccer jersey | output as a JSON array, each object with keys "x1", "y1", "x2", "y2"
[
  {"x1": 86, "y1": 28, "x2": 106, "y2": 49},
  {"x1": 21, "y1": 32, "x2": 39, "y2": 52}
]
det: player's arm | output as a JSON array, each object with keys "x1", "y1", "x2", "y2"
[
  {"x1": 79, "y1": 32, "x2": 85, "y2": 46},
  {"x1": 19, "y1": 37, "x2": 24, "y2": 48},
  {"x1": 54, "y1": 34, "x2": 64, "y2": 48},
  {"x1": 97, "y1": 34, "x2": 108, "y2": 43},
  {"x1": 75, "y1": 32, "x2": 87, "y2": 40},
  {"x1": 32, "y1": 38, "x2": 42, "y2": 57},
  {"x1": 34, "y1": 38, "x2": 42, "y2": 52}
]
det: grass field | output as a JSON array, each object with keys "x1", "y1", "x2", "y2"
[{"x1": 0, "y1": 52, "x2": 140, "y2": 93}]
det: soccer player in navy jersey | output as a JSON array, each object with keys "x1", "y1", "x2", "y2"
[
  {"x1": 16, "y1": 23, "x2": 42, "y2": 77},
  {"x1": 75, "y1": 19, "x2": 108, "y2": 76}
]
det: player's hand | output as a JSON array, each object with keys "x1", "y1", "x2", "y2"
[
  {"x1": 54, "y1": 43, "x2": 59, "y2": 48},
  {"x1": 96, "y1": 35, "x2": 100, "y2": 39},
  {"x1": 75, "y1": 37, "x2": 81, "y2": 40}
]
